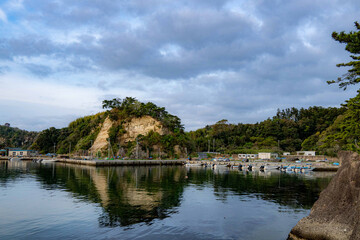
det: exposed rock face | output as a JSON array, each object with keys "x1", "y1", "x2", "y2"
[
  {"x1": 90, "y1": 116, "x2": 167, "y2": 154},
  {"x1": 90, "y1": 117, "x2": 113, "y2": 154},
  {"x1": 121, "y1": 116, "x2": 167, "y2": 143},
  {"x1": 288, "y1": 151, "x2": 360, "y2": 240}
]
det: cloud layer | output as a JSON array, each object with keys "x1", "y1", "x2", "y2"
[{"x1": 0, "y1": 0, "x2": 359, "y2": 131}]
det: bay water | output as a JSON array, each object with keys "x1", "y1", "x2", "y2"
[{"x1": 0, "y1": 161, "x2": 334, "y2": 240}]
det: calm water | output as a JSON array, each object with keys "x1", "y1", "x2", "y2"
[{"x1": 0, "y1": 161, "x2": 334, "y2": 240}]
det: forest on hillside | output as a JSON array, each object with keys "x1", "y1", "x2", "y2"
[
  {"x1": 0, "y1": 125, "x2": 37, "y2": 149},
  {"x1": 187, "y1": 106, "x2": 346, "y2": 156}
]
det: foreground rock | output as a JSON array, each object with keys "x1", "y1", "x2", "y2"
[{"x1": 288, "y1": 151, "x2": 360, "y2": 240}]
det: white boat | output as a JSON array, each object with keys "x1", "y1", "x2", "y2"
[
  {"x1": 41, "y1": 159, "x2": 59, "y2": 163},
  {"x1": 264, "y1": 165, "x2": 279, "y2": 171},
  {"x1": 185, "y1": 163, "x2": 202, "y2": 167}
]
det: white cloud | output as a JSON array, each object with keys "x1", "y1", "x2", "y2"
[{"x1": 0, "y1": 8, "x2": 8, "y2": 22}]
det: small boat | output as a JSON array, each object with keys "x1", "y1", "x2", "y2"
[
  {"x1": 41, "y1": 159, "x2": 59, "y2": 163},
  {"x1": 264, "y1": 165, "x2": 280, "y2": 171},
  {"x1": 185, "y1": 163, "x2": 202, "y2": 167},
  {"x1": 286, "y1": 166, "x2": 295, "y2": 172}
]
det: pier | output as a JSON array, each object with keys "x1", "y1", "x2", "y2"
[
  {"x1": 186, "y1": 160, "x2": 340, "y2": 171},
  {"x1": 57, "y1": 159, "x2": 186, "y2": 166}
]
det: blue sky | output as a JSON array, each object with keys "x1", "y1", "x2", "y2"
[{"x1": 0, "y1": 0, "x2": 359, "y2": 131}]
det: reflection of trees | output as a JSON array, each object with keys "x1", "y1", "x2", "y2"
[
  {"x1": 34, "y1": 164, "x2": 187, "y2": 227},
  {"x1": 186, "y1": 168, "x2": 333, "y2": 209},
  {"x1": 1, "y1": 162, "x2": 334, "y2": 228}
]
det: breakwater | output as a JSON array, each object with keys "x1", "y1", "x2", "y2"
[
  {"x1": 187, "y1": 160, "x2": 339, "y2": 171},
  {"x1": 56, "y1": 159, "x2": 186, "y2": 166}
]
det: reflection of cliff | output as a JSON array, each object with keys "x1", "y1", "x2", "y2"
[
  {"x1": 34, "y1": 164, "x2": 186, "y2": 227},
  {"x1": 90, "y1": 169, "x2": 110, "y2": 207},
  {"x1": 88, "y1": 167, "x2": 164, "y2": 211}
]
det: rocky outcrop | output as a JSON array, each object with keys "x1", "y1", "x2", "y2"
[
  {"x1": 121, "y1": 116, "x2": 168, "y2": 143},
  {"x1": 90, "y1": 116, "x2": 168, "y2": 155},
  {"x1": 90, "y1": 117, "x2": 113, "y2": 154},
  {"x1": 288, "y1": 151, "x2": 360, "y2": 240}
]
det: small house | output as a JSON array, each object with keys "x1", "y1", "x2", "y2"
[
  {"x1": 258, "y1": 152, "x2": 278, "y2": 159},
  {"x1": 283, "y1": 152, "x2": 291, "y2": 156},
  {"x1": 238, "y1": 153, "x2": 258, "y2": 159},
  {"x1": 8, "y1": 150, "x2": 37, "y2": 157},
  {"x1": 296, "y1": 151, "x2": 316, "y2": 156}
]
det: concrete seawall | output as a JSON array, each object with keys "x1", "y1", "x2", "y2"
[
  {"x1": 186, "y1": 160, "x2": 339, "y2": 171},
  {"x1": 57, "y1": 159, "x2": 186, "y2": 166}
]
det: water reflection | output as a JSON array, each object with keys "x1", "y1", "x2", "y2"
[
  {"x1": 0, "y1": 161, "x2": 334, "y2": 229},
  {"x1": 185, "y1": 167, "x2": 333, "y2": 209}
]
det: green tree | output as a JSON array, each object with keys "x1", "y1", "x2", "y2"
[{"x1": 328, "y1": 21, "x2": 360, "y2": 89}]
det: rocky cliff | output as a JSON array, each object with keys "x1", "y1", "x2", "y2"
[
  {"x1": 90, "y1": 115, "x2": 169, "y2": 155},
  {"x1": 288, "y1": 151, "x2": 360, "y2": 240},
  {"x1": 121, "y1": 116, "x2": 168, "y2": 143},
  {"x1": 90, "y1": 117, "x2": 113, "y2": 154}
]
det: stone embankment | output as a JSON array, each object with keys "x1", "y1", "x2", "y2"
[
  {"x1": 187, "y1": 160, "x2": 339, "y2": 171},
  {"x1": 288, "y1": 151, "x2": 360, "y2": 240},
  {"x1": 57, "y1": 159, "x2": 186, "y2": 166}
]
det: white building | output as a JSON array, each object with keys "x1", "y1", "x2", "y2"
[
  {"x1": 258, "y1": 152, "x2": 278, "y2": 159},
  {"x1": 296, "y1": 151, "x2": 316, "y2": 156},
  {"x1": 283, "y1": 152, "x2": 291, "y2": 156},
  {"x1": 238, "y1": 153, "x2": 258, "y2": 159},
  {"x1": 9, "y1": 150, "x2": 37, "y2": 157}
]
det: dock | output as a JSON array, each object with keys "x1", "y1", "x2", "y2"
[
  {"x1": 186, "y1": 160, "x2": 340, "y2": 171},
  {"x1": 56, "y1": 159, "x2": 186, "y2": 166}
]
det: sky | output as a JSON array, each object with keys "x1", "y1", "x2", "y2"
[{"x1": 0, "y1": 0, "x2": 359, "y2": 132}]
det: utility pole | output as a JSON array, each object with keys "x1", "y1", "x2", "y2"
[
  {"x1": 208, "y1": 139, "x2": 210, "y2": 153},
  {"x1": 53, "y1": 143, "x2": 56, "y2": 155}
]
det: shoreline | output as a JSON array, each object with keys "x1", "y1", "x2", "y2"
[{"x1": 0, "y1": 157, "x2": 339, "y2": 171}]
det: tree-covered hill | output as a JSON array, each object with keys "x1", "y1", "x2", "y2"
[
  {"x1": 31, "y1": 97, "x2": 189, "y2": 158},
  {"x1": 187, "y1": 106, "x2": 345, "y2": 155},
  {"x1": 0, "y1": 125, "x2": 37, "y2": 149}
]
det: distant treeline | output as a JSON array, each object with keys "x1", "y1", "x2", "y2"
[{"x1": 187, "y1": 106, "x2": 345, "y2": 156}]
